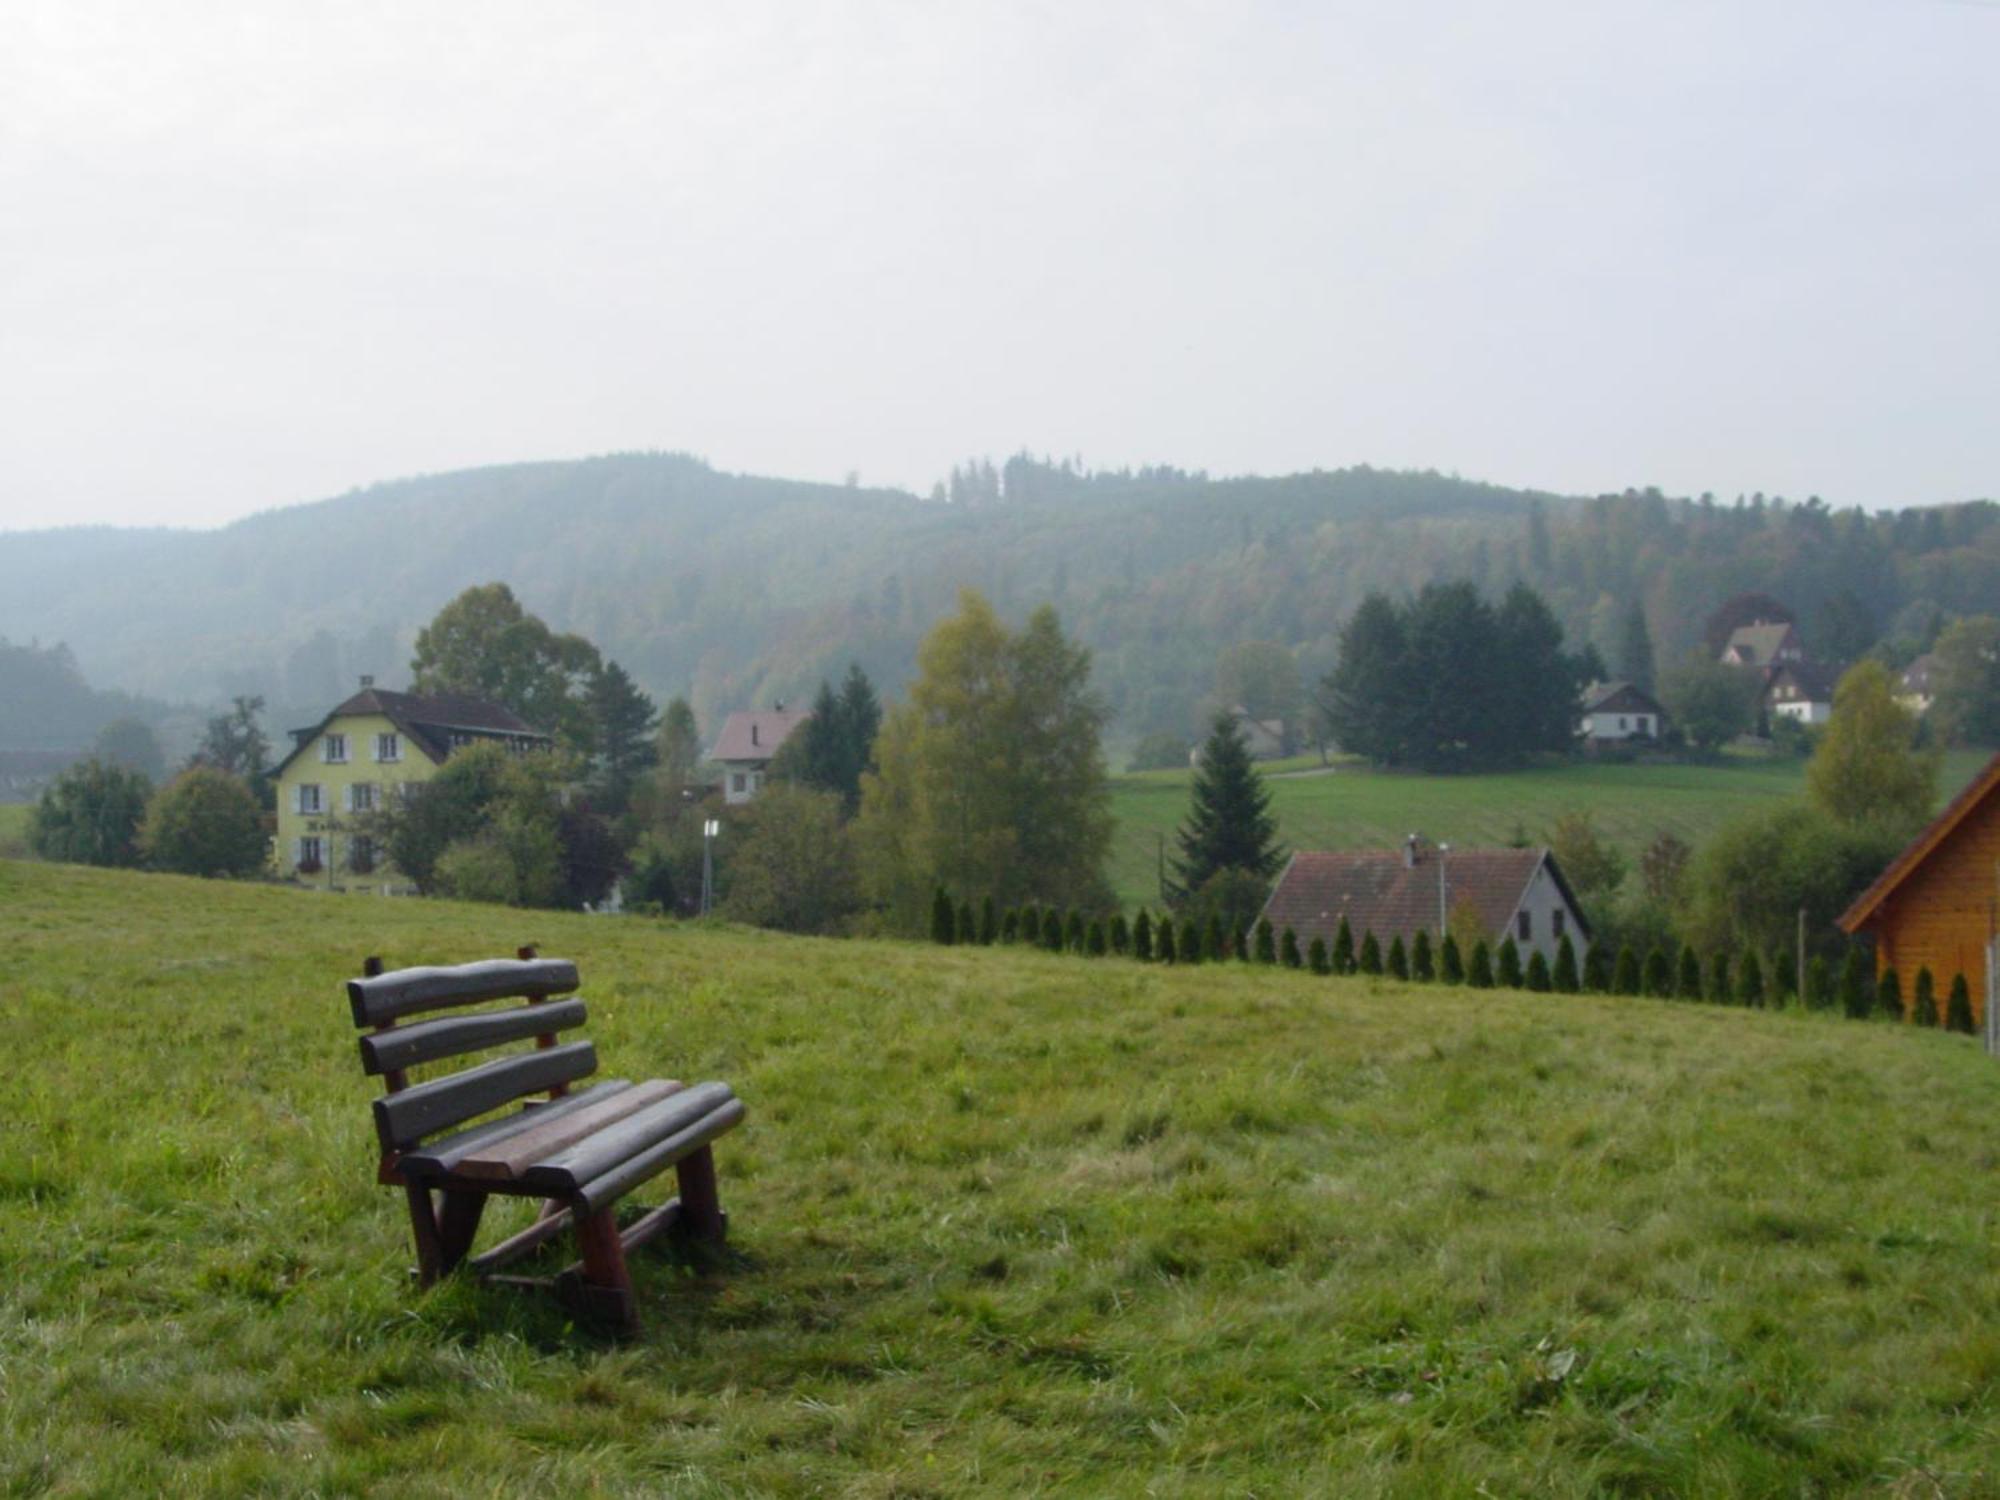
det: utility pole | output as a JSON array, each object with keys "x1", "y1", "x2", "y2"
[
  {"x1": 701, "y1": 818, "x2": 719, "y2": 916},
  {"x1": 1438, "y1": 842, "x2": 1450, "y2": 935}
]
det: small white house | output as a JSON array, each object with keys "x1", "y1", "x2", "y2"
[
  {"x1": 1578, "y1": 681, "x2": 1667, "y2": 746},
  {"x1": 1768, "y1": 662, "x2": 1838, "y2": 726},
  {"x1": 708, "y1": 706, "x2": 812, "y2": 805}
]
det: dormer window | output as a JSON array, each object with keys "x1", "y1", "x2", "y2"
[{"x1": 323, "y1": 733, "x2": 348, "y2": 764}]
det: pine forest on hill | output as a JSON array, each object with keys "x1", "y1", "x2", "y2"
[{"x1": 3, "y1": 449, "x2": 1997, "y2": 748}]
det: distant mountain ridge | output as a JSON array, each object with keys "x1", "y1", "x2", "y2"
[{"x1": 3, "y1": 450, "x2": 1993, "y2": 747}]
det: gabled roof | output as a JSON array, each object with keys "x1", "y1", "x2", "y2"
[
  {"x1": 1900, "y1": 653, "x2": 1939, "y2": 693},
  {"x1": 1721, "y1": 621, "x2": 1800, "y2": 667},
  {"x1": 709, "y1": 708, "x2": 812, "y2": 764},
  {"x1": 1580, "y1": 680, "x2": 1665, "y2": 716},
  {"x1": 1260, "y1": 846, "x2": 1592, "y2": 948},
  {"x1": 275, "y1": 686, "x2": 549, "y2": 776},
  {"x1": 1767, "y1": 660, "x2": 1841, "y2": 701},
  {"x1": 1838, "y1": 749, "x2": 2000, "y2": 933}
]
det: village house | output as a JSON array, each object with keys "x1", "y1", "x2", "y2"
[
  {"x1": 1191, "y1": 706, "x2": 1286, "y2": 766},
  {"x1": 1837, "y1": 748, "x2": 2000, "y2": 1033},
  {"x1": 1766, "y1": 660, "x2": 1841, "y2": 726},
  {"x1": 272, "y1": 678, "x2": 551, "y2": 892},
  {"x1": 1719, "y1": 620, "x2": 1807, "y2": 671},
  {"x1": 709, "y1": 705, "x2": 812, "y2": 805},
  {"x1": 1898, "y1": 653, "x2": 1940, "y2": 717},
  {"x1": 1260, "y1": 838, "x2": 1592, "y2": 966},
  {"x1": 1578, "y1": 681, "x2": 1668, "y2": 748}
]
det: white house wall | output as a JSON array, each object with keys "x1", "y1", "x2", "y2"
[{"x1": 1506, "y1": 861, "x2": 1590, "y2": 964}]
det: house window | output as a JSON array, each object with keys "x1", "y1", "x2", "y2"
[
  {"x1": 1517, "y1": 910, "x2": 1532, "y2": 942},
  {"x1": 1553, "y1": 909, "x2": 1566, "y2": 939},
  {"x1": 375, "y1": 732, "x2": 400, "y2": 762},
  {"x1": 731, "y1": 772, "x2": 747, "y2": 793},
  {"x1": 348, "y1": 837, "x2": 376, "y2": 875},
  {"x1": 348, "y1": 782, "x2": 376, "y2": 813},
  {"x1": 297, "y1": 783, "x2": 323, "y2": 814},
  {"x1": 1618, "y1": 716, "x2": 1628, "y2": 731},
  {"x1": 1636, "y1": 716, "x2": 1649, "y2": 735},
  {"x1": 297, "y1": 835, "x2": 324, "y2": 870},
  {"x1": 323, "y1": 734, "x2": 347, "y2": 764}
]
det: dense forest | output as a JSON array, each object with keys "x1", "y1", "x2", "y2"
[
  {"x1": 0, "y1": 639, "x2": 183, "y2": 753},
  {"x1": 2, "y1": 451, "x2": 1995, "y2": 748}
]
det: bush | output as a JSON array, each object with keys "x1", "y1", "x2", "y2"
[
  {"x1": 1526, "y1": 951, "x2": 1552, "y2": 992},
  {"x1": 1497, "y1": 938, "x2": 1524, "y2": 989},
  {"x1": 29, "y1": 758, "x2": 151, "y2": 868},
  {"x1": 1280, "y1": 927, "x2": 1303, "y2": 969},
  {"x1": 1087, "y1": 919, "x2": 1107, "y2": 957},
  {"x1": 723, "y1": 785, "x2": 858, "y2": 933},
  {"x1": 1440, "y1": 933, "x2": 1465, "y2": 985},
  {"x1": 1109, "y1": 913, "x2": 1130, "y2": 955},
  {"x1": 1411, "y1": 930, "x2": 1435, "y2": 982},
  {"x1": 1643, "y1": 947, "x2": 1672, "y2": 998},
  {"x1": 1613, "y1": 945, "x2": 1640, "y2": 996},
  {"x1": 1180, "y1": 918, "x2": 1202, "y2": 964},
  {"x1": 141, "y1": 768, "x2": 267, "y2": 879},
  {"x1": 1185, "y1": 868, "x2": 1274, "y2": 948},
  {"x1": 931, "y1": 887, "x2": 956, "y2": 945},
  {"x1": 1332, "y1": 916, "x2": 1355, "y2": 975},
  {"x1": 434, "y1": 836, "x2": 524, "y2": 904},
  {"x1": 1308, "y1": 936, "x2": 1330, "y2": 975},
  {"x1": 1552, "y1": 935, "x2": 1580, "y2": 993},
  {"x1": 1583, "y1": 943, "x2": 1612, "y2": 993},
  {"x1": 1912, "y1": 967, "x2": 1937, "y2": 1027},
  {"x1": 1254, "y1": 917, "x2": 1276, "y2": 964},
  {"x1": 1001, "y1": 909, "x2": 1020, "y2": 943},
  {"x1": 1840, "y1": 949, "x2": 1872, "y2": 1019},
  {"x1": 956, "y1": 900, "x2": 978, "y2": 945},
  {"x1": 1358, "y1": 931, "x2": 1382, "y2": 975},
  {"x1": 1877, "y1": 966, "x2": 1903, "y2": 1021},
  {"x1": 1133, "y1": 909, "x2": 1153, "y2": 961},
  {"x1": 1676, "y1": 944, "x2": 1703, "y2": 1000},
  {"x1": 1157, "y1": 918, "x2": 1178, "y2": 963},
  {"x1": 1681, "y1": 801, "x2": 1905, "y2": 963},
  {"x1": 1738, "y1": 950, "x2": 1766, "y2": 1008},
  {"x1": 1946, "y1": 974, "x2": 1975, "y2": 1034},
  {"x1": 1468, "y1": 941, "x2": 1495, "y2": 988}
]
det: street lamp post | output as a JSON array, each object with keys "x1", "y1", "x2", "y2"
[
  {"x1": 701, "y1": 818, "x2": 719, "y2": 916},
  {"x1": 1437, "y1": 841, "x2": 1450, "y2": 936}
]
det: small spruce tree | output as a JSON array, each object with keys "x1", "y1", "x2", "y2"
[
  {"x1": 1676, "y1": 944, "x2": 1703, "y2": 1000},
  {"x1": 1877, "y1": 965, "x2": 1903, "y2": 1021},
  {"x1": 1087, "y1": 919, "x2": 1107, "y2": 957},
  {"x1": 1254, "y1": 917, "x2": 1276, "y2": 964},
  {"x1": 1281, "y1": 927, "x2": 1303, "y2": 969},
  {"x1": 1468, "y1": 941, "x2": 1495, "y2": 988},
  {"x1": 957, "y1": 900, "x2": 977, "y2": 946},
  {"x1": 1204, "y1": 913, "x2": 1225, "y2": 967},
  {"x1": 1553, "y1": 935, "x2": 1580, "y2": 993},
  {"x1": 1387, "y1": 935, "x2": 1409, "y2": 981},
  {"x1": 1497, "y1": 937, "x2": 1524, "y2": 989},
  {"x1": 1235, "y1": 925, "x2": 1251, "y2": 962},
  {"x1": 979, "y1": 895, "x2": 998, "y2": 946},
  {"x1": 1583, "y1": 943, "x2": 1612, "y2": 993},
  {"x1": 1021, "y1": 904, "x2": 1041, "y2": 943},
  {"x1": 1526, "y1": 950, "x2": 1552, "y2": 992},
  {"x1": 1358, "y1": 931, "x2": 1382, "y2": 975},
  {"x1": 1771, "y1": 946, "x2": 1797, "y2": 1006},
  {"x1": 1708, "y1": 951, "x2": 1732, "y2": 1007},
  {"x1": 1614, "y1": 945, "x2": 1641, "y2": 996},
  {"x1": 1109, "y1": 912, "x2": 1130, "y2": 955},
  {"x1": 1308, "y1": 935, "x2": 1331, "y2": 975},
  {"x1": 1440, "y1": 933, "x2": 1465, "y2": 984},
  {"x1": 1643, "y1": 946, "x2": 1672, "y2": 998},
  {"x1": 1180, "y1": 918, "x2": 1202, "y2": 964},
  {"x1": 1839, "y1": 948, "x2": 1871, "y2": 1019},
  {"x1": 1912, "y1": 967, "x2": 1937, "y2": 1026},
  {"x1": 1737, "y1": 949, "x2": 1766, "y2": 1008},
  {"x1": 931, "y1": 887, "x2": 956, "y2": 945},
  {"x1": 1001, "y1": 909, "x2": 1019, "y2": 944},
  {"x1": 1042, "y1": 908, "x2": 1064, "y2": 952},
  {"x1": 1157, "y1": 918, "x2": 1178, "y2": 964},
  {"x1": 1946, "y1": 974, "x2": 1975, "y2": 1034},
  {"x1": 1332, "y1": 916, "x2": 1356, "y2": 975},
  {"x1": 1133, "y1": 909, "x2": 1154, "y2": 961},
  {"x1": 1411, "y1": 929, "x2": 1435, "y2": 982},
  {"x1": 1065, "y1": 909, "x2": 1085, "y2": 953},
  {"x1": 1805, "y1": 954, "x2": 1832, "y2": 1011}
]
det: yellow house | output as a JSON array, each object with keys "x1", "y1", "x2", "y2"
[{"x1": 272, "y1": 677, "x2": 551, "y2": 892}]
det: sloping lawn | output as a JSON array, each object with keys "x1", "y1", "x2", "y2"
[{"x1": 3, "y1": 860, "x2": 1997, "y2": 1496}]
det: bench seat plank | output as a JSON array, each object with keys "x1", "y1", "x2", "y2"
[
  {"x1": 349, "y1": 957, "x2": 580, "y2": 1027},
  {"x1": 453, "y1": 1079, "x2": 686, "y2": 1181},
  {"x1": 398, "y1": 1079, "x2": 633, "y2": 1178},
  {"x1": 373, "y1": 1040, "x2": 597, "y2": 1150},
  {"x1": 572, "y1": 1097, "x2": 747, "y2": 1215},
  {"x1": 360, "y1": 998, "x2": 588, "y2": 1075},
  {"x1": 518, "y1": 1082, "x2": 737, "y2": 1197}
]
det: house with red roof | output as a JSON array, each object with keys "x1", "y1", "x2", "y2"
[
  {"x1": 708, "y1": 705, "x2": 812, "y2": 804},
  {"x1": 1260, "y1": 838, "x2": 1592, "y2": 965}
]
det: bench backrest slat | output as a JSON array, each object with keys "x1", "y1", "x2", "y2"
[
  {"x1": 358, "y1": 998, "x2": 588, "y2": 1076},
  {"x1": 372, "y1": 1040, "x2": 599, "y2": 1149},
  {"x1": 348, "y1": 957, "x2": 580, "y2": 1028}
]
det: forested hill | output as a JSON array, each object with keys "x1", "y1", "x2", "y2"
[{"x1": 2, "y1": 450, "x2": 1995, "y2": 746}]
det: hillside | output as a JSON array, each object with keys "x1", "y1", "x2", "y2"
[
  {"x1": 8, "y1": 449, "x2": 1994, "y2": 747},
  {"x1": 5, "y1": 860, "x2": 1997, "y2": 1494}
]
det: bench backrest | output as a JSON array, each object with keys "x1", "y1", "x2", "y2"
[{"x1": 349, "y1": 950, "x2": 597, "y2": 1155}]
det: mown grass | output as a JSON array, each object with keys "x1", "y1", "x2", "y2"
[
  {"x1": 1107, "y1": 750, "x2": 1991, "y2": 908},
  {"x1": 3, "y1": 860, "x2": 1998, "y2": 1496}
]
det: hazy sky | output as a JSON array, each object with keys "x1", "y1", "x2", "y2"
[{"x1": 2, "y1": 1, "x2": 1996, "y2": 532}]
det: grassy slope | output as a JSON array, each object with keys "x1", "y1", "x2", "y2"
[
  {"x1": 1107, "y1": 750, "x2": 1992, "y2": 908},
  {"x1": 4, "y1": 862, "x2": 1998, "y2": 1496},
  {"x1": 0, "y1": 803, "x2": 28, "y2": 859}
]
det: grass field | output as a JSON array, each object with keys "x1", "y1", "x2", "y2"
[
  {"x1": 4, "y1": 860, "x2": 1998, "y2": 1495},
  {"x1": 0, "y1": 802, "x2": 29, "y2": 860},
  {"x1": 1107, "y1": 751, "x2": 1992, "y2": 908}
]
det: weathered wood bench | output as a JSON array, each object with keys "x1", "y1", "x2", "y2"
[{"x1": 348, "y1": 947, "x2": 744, "y2": 1332}]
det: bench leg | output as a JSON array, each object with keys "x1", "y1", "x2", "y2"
[
  {"x1": 675, "y1": 1144, "x2": 726, "y2": 1244},
  {"x1": 571, "y1": 1206, "x2": 638, "y2": 1333},
  {"x1": 405, "y1": 1183, "x2": 445, "y2": 1286},
  {"x1": 436, "y1": 1189, "x2": 487, "y2": 1276}
]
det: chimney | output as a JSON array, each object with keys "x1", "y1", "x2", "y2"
[
  {"x1": 360, "y1": 675, "x2": 374, "y2": 689},
  {"x1": 751, "y1": 721, "x2": 760, "y2": 748},
  {"x1": 1404, "y1": 833, "x2": 1422, "y2": 869}
]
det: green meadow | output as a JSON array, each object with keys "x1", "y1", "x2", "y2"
[
  {"x1": 1107, "y1": 751, "x2": 1991, "y2": 908},
  {"x1": 0, "y1": 802, "x2": 30, "y2": 860},
  {"x1": 4, "y1": 859, "x2": 1998, "y2": 1496}
]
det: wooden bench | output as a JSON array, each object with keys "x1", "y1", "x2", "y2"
[{"x1": 348, "y1": 947, "x2": 744, "y2": 1332}]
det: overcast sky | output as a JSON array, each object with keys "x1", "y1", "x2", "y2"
[{"x1": 2, "y1": 1, "x2": 1995, "y2": 532}]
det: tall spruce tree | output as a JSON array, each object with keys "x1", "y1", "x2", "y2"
[
  {"x1": 1172, "y1": 712, "x2": 1283, "y2": 898},
  {"x1": 1617, "y1": 601, "x2": 1656, "y2": 692},
  {"x1": 584, "y1": 659, "x2": 658, "y2": 811}
]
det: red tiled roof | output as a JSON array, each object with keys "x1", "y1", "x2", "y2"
[
  {"x1": 1261, "y1": 846, "x2": 1587, "y2": 946},
  {"x1": 708, "y1": 709, "x2": 811, "y2": 764}
]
